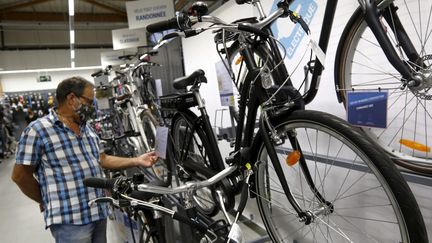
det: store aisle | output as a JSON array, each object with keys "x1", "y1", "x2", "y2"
[{"x1": 0, "y1": 157, "x2": 53, "y2": 243}]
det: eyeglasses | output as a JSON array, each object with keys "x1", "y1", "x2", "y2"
[{"x1": 79, "y1": 96, "x2": 94, "y2": 105}]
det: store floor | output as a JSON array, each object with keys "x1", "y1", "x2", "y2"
[{"x1": 0, "y1": 155, "x2": 431, "y2": 243}]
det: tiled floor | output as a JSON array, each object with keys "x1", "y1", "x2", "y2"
[{"x1": 1, "y1": 155, "x2": 431, "y2": 243}]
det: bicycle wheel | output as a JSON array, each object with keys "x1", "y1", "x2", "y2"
[
  {"x1": 254, "y1": 110, "x2": 427, "y2": 243},
  {"x1": 335, "y1": 1, "x2": 432, "y2": 167},
  {"x1": 169, "y1": 112, "x2": 220, "y2": 217}
]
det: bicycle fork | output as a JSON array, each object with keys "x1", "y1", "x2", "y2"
[{"x1": 258, "y1": 114, "x2": 333, "y2": 225}]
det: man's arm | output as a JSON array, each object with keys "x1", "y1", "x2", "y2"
[
  {"x1": 11, "y1": 164, "x2": 43, "y2": 205},
  {"x1": 100, "y1": 151, "x2": 158, "y2": 170}
]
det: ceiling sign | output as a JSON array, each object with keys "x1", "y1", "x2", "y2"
[
  {"x1": 126, "y1": 0, "x2": 175, "y2": 30},
  {"x1": 112, "y1": 28, "x2": 147, "y2": 50}
]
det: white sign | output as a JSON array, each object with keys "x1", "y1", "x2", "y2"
[
  {"x1": 155, "y1": 126, "x2": 169, "y2": 159},
  {"x1": 126, "y1": 0, "x2": 174, "y2": 30},
  {"x1": 215, "y1": 60, "x2": 234, "y2": 106},
  {"x1": 112, "y1": 28, "x2": 147, "y2": 50}
]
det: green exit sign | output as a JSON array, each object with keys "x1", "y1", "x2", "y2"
[{"x1": 38, "y1": 75, "x2": 52, "y2": 82}]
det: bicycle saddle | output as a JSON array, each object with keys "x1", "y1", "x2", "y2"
[{"x1": 173, "y1": 69, "x2": 207, "y2": 89}]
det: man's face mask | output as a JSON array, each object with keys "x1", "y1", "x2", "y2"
[{"x1": 75, "y1": 96, "x2": 96, "y2": 123}]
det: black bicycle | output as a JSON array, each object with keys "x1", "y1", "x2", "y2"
[{"x1": 136, "y1": 1, "x2": 428, "y2": 242}]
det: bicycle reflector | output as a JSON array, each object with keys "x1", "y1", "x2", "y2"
[
  {"x1": 399, "y1": 139, "x2": 431, "y2": 152},
  {"x1": 235, "y1": 55, "x2": 244, "y2": 65},
  {"x1": 286, "y1": 150, "x2": 301, "y2": 166}
]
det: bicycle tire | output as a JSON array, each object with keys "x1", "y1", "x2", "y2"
[
  {"x1": 335, "y1": 1, "x2": 432, "y2": 168},
  {"x1": 168, "y1": 111, "x2": 221, "y2": 217},
  {"x1": 253, "y1": 110, "x2": 427, "y2": 242}
]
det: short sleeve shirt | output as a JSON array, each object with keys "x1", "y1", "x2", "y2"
[{"x1": 15, "y1": 109, "x2": 108, "y2": 228}]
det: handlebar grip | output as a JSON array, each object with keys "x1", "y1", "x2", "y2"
[
  {"x1": 91, "y1": 70, "x2": 104, "y2": 77},
  {"x1": 146, "y1": 12, "x2": 191, "y2": 33},
  {"x1": 235, "y1": 0, "x2": 251, "y2": 4},
  {"x1": 84, "y1": 177, "x2": 117, "y2": 189},
  {"x1": 146, "y1": 17, "x2": 179, "y2": 33}
]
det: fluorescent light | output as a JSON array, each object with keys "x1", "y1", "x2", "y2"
[
  {"x1": 70, "y1": 50, "x2": 75, "y2": 59},
  {"x1": 68, "y1": 0, "x2": 74, "y2": 16},
  {"x1": 0, "y1": 66, "x2": 102, "y2": 75},
  {"x1": 70, "y1": 30, "x2": 75, "y2": 44},
  {"x1": 71, "y1": 61, "x2": 75, "y2": 68}
]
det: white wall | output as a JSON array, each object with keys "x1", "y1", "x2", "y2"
[
  {"x1": 0, "y1": 48, "x2": 113, "y2": 93},
  {"x1": 181, "y1": 1, "x2": 359, "y2": 127},
  {"x1": 0, "y1": 48, "x2": 108, "y2": 70},
  {"x1": 0, "y1": 69, "x2": 99, "y2": 93}
]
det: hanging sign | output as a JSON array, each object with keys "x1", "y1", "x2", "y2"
[
  {"x1": 126, "y1": 0, "x2": 175, "y2": 30},
  {"x1": 112, "y1": 28, "x2": 147, "y2": 50},
  {"x1": 215, "y1": 60, "x2": 234, "y2": 107},
  {"x1": 347, "y1": 91, "x2": 388, "y2": 128}
]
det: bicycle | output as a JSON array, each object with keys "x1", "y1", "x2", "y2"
[
  {"x1": 126, "y1": 1, "x2": 428, "y2": 242},
  {"x1": 92, "y1": 63, "x2": 170, "y2": 184},
  {"x1": 223, "y1": 0, "x2": 432, "y2": 173}
]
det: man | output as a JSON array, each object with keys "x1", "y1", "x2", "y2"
[{"x1": 11, "y1": 76, "x2": 158, "y2": 243}]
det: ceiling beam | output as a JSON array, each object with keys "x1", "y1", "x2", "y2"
[
  {"x1": 0, "y1": 12, "x2": 127, "y2": 22},
  {"x1": 0, "y1": 0, "x2": 53, "y2": 13},
  {"x1": 81, "y1": 0, "x2": 126, "y2": 16}
]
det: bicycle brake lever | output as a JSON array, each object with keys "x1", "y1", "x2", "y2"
[{"x1": 88, "y1": 197, "x2": 119, "y2": 207}]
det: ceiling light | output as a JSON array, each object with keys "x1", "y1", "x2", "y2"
[
  {"x1": 68, "y1": 0, "x2": 75, "y2": 16},
  {"x1": 70, "y1": 30, "x2": 75, "y2": 44},
  {"x1": 71, "y1": 50, "x2": 75, "y2": 59}
]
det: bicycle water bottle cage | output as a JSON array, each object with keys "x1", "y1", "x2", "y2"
[{"x1": 173, "y1": 69, "x2": 207, "y2": 90}]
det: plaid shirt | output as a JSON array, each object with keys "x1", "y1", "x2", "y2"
[{"x1": 15, "y1": 109, "x2": 107, "y2": 228}]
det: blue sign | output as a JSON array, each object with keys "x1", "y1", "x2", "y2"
[
  {"x1": 347, "y1": 91, "x2": 388, "y2": 128},
  {"x1": 270, "y1": 0, "x2": 318, "y2": 59}
]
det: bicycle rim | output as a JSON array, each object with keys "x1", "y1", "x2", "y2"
[
  {"x1": 338, "y1": 0, "x2": 432, "y2": 164},
  {"x1": 254, "y1": 112, "x2": 413, "y2": 242},
  {"x1": 170, "y1": 115, "x2": 219, "y2": 216}
]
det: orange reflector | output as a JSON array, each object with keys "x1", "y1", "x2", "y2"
[
  {"x1": 235, "y1": 55, "x2": 244, "y2": 65},
  {"x1": 399, "y1": 139, "x2": 431, "y2": 152},
  {"x1": 286, "y1": 150, "x2": 301, "y2": 166}
]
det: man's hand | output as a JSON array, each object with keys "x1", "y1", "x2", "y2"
[
  {"x1": 136, "y1": 151, "x2": 159, "y2": 168},
  {"x1": 39, "y1": 203, "x2": 45, "y2": 212}
]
